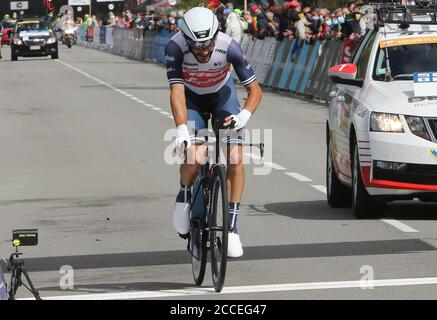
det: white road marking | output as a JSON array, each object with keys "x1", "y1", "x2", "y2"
[
  {"x1": 421, "y1": 239, "x2": 437, "y2": 250},
  {"x1": 380, "y1": 219, "x2": 418, "y2": 233},
  {"x1": 311, "y1": 185, "x2": 327, "y2": 194},
  {"x1": 25, "y1": 276, "x2": 437, "y2": 300},
  {"x1": 160, "y1": 111, "x2": 171, "y2": 116},
  {"x1": 285, "y1": 172, "x2": 312, "y2": 182},
  {"x1": 264, "y1": 162, "x2": 286, "y2": 170},
  {"x1": 55, "y1": 60, "x2": 170, "y2": 121},
  {"x1": 243, "y1": 153, "x2": 284, "y2": 170},
  {"x1": 308, "y1": 184, "x2": 418, "y2": 233}
]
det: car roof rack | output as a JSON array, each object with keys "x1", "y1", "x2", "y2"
[{"x1": 370, "y1": 1, "x2": 437, "y2": 26}]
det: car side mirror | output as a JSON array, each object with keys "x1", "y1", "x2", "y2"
[{"x1": 328, "y1": 63, "x2": 363, "y2": 88}]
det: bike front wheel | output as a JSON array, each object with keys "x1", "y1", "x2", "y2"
[{"x1": 210, "y1": 165, "x2": 229, "y2": 293}]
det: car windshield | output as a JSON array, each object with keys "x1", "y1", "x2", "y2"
[
  {"x1": 373, "y1": 43, "x2": 437, "y2": 80},
  {"x1": 16, "y1": 21, "x2": 49, "y2": 32}
]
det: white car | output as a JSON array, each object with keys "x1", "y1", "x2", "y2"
[{"x1": 327, "y1": 8, "x2": 437, "y2": 218}]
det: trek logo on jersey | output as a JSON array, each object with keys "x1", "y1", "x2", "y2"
[
  {"x1": 183, "y1": 66, "x2": 230, "y2": 88},
  {"x1": 183, "y1": 61, "x2": 198, "y2": 67},
  {"x1": 215, "y1": 48, "x2": 227, "y2": 54}
]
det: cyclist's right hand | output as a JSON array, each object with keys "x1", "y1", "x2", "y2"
[{"x1": 173, "y1": 124, "x2": 191, "y2": 159}]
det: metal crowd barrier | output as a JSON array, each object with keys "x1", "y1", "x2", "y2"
[{"x1": 78, "y1": 26, "x2": 353, "y2": 103}]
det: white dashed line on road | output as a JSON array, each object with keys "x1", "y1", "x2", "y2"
[
  {"x1": 263, "y1": 162, "x2": 286, "y2": 170},
  {"x1": 311, "y1": 185, "x2": 327, "y2": 194},
  {"x1": 380, "y1": 219, "x2": 418, "y2": 233},
  {"x1": 285, "y1": 172, "x2": 313, "y2": 182},
  {"x1": 55, "y1": 59, "x2": 172, "y2": 120}
]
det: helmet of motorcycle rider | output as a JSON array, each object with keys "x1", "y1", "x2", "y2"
[{"x1": 179, "y1": 7, "x2": 219, "y2": 51}]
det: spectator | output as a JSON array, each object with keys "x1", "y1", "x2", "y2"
[
  {"x1": 249, "y1": 5, "x2": 270, "y2": 39},
  {"x1": 168, "y1": 16, "x2": 178, "y2": 32},
  {"x1": 216, "y1": 6, "x2": 227, "y2": 32},
  {"x1": 293, "y1": 6, "x2": 310, "y2": 40},
  {"x1": 89, "y1": 1, "x2": 369, "y2": 45},
  {"x1": 225, "y1": 8, "x2": 244, "y2": 43},
  {"x1": 176, "y1": 10, "x2": 185, "y2": 29},
  {"x1": 232, "y1": 9, "x2": 247, "y2": 32},
  {"x1": 106, "y1": 11, "x2": 117, "y2": 27}
]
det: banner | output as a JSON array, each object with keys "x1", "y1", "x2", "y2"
[
  {"x1": 68, "y1": 0, "x2": 90, "y2": 5},
  {"x1": 10, "y1": 1, "x2": 28, "y2": 10},
  {"x1": 340, "y1": 38, "x2": 358, "y2": 64}
]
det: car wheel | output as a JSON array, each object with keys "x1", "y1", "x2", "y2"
[
  {"x1": 11, "y1": 53, "x2": 17, "y2": 61},
  {"x1": 51, "y1": 51, "x2": 58, "y2": 59},
  {"x1": 326, "y1": 134, "x2": 351, "y2": 207},
  {"x1": 351, "y1": 138, "x2": 384, "y2": 218}
]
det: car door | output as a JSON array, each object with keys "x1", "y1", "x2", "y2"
[{"x1": 330, "y1": 31, "x2": 377, "y2": 183}]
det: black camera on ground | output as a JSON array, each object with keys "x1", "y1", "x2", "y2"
[{"x1": 12, "y1": 229, "x2": 38, "y2": 247}]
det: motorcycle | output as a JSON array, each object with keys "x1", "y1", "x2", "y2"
[{"x1": 62, "y1": 23, "x2": 77, "y2": 48}]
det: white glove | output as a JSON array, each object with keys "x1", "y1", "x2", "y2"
[
  {"x1": 173, "y1": 124, "x2": 191, "y2": 159},
  {"x1": 229, "y1": 109, "x2": 252, "y2": 131}
]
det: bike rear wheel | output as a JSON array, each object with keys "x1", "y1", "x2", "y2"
[
  {"x1": 210, "y1": 165, "x2": 229, "y2": 293},
  {"x1": 191, "y1": 166, "x2": 208, "y2": 286},
  {"x1": 191, "y1": 219, "x2": 208, "y2": 286}
]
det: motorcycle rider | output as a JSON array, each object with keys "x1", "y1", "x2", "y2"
[{"x1": 59, "y1": 10, "x2": 75, "y2": 42}]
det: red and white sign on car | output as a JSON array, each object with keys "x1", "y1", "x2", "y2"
[{"x1": 329, "y1": 63, "x2": 357, "y2": 80}]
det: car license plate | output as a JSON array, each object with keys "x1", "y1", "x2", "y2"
[{"x1": 30, "y1": 45, "x2": 40, "y2": 50}]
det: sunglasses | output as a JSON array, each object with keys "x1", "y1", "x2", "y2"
[{"x1": 184, "y1": 34, "x2": 217, "y2": 51}]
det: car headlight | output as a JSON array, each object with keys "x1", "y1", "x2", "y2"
[
  {"x1": 405, "y1": 116, "x2": 431, "y2": 140},
  {"x1": 13, "y1": 38, "x2": 23, "y2": 45},
  {"x1": 370, "y1": 112, "x2": 404, "y2": 133},
  {"x1": 46, "y1": 37, "x2": 57, "y2": 44}
]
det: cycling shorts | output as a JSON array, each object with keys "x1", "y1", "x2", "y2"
[{"x1": 186, "y1": 77, "x2": 244, "y2": 145}]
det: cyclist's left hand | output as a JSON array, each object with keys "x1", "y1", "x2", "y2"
[{"x1": 224, "y1": 109, "x2": 252, "y2": 131}]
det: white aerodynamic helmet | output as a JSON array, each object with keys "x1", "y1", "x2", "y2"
[{"x1": 180, "y1": 7, "x2": 219, "y2": 49}]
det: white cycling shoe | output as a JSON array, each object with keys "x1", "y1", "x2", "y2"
[
  {"x1": 227, "y1": 232, "x2": 243, "y2": 258},
  {"x1": 172, "y1": 202, "x2": 191, "y2": 235}
]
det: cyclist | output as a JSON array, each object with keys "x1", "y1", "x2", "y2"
[{"x1": 166, "y1": 7, "x2": 262, "y2": 258}]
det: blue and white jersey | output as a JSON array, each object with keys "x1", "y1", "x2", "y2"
[{"x1": 165, "y1": 31, "x2": 256, "y2": 95}]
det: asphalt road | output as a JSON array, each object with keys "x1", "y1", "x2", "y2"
[{"x1": 2, "y1": 44, "x2": 437, "y2": 300}]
